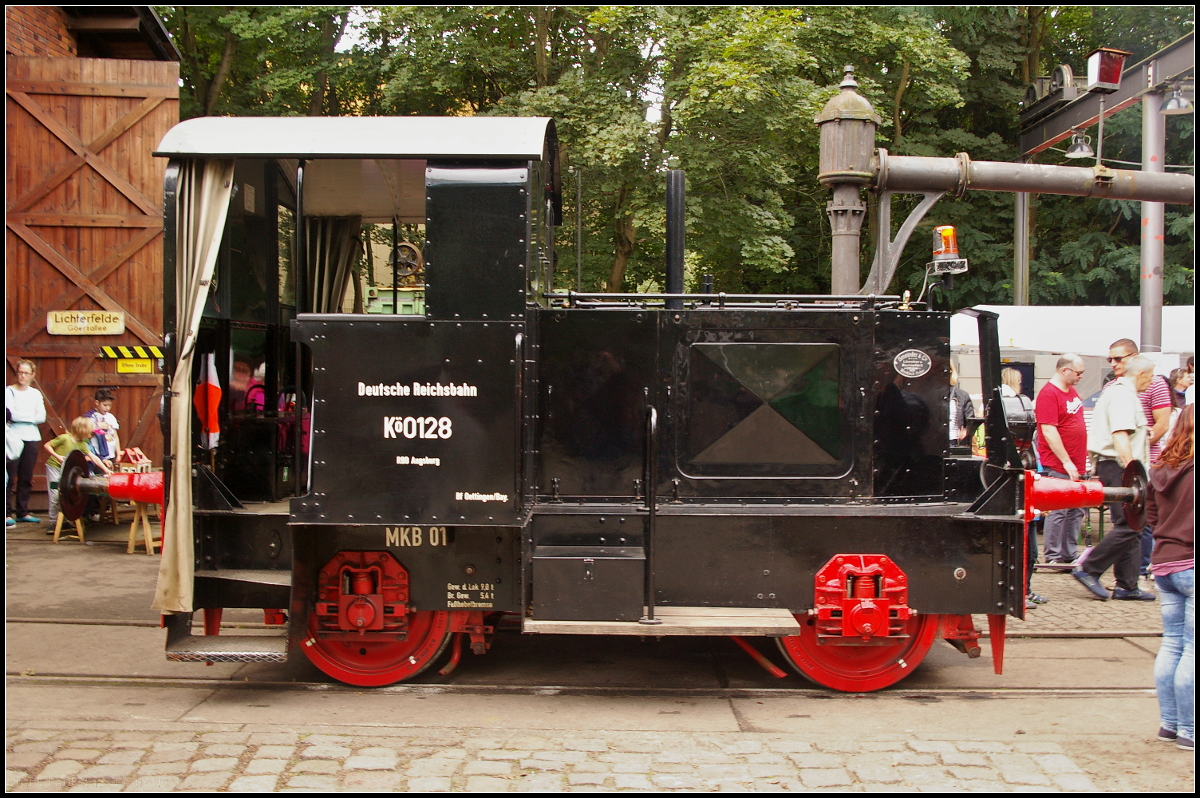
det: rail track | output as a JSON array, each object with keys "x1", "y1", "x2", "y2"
[{"x1": 6, "y1": 615, "x2": 1160, "y2": 698}]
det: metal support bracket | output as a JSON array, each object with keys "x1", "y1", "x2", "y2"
[{"x1": 861, "y1": 175, "x2": 946, "y2": 295}]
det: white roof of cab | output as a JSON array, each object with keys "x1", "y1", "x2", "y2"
[{"x1": 155, "y1": 116, "x2": 555, "y2": 160}]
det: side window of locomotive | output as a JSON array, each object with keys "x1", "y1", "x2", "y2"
[
  {"x1": 277, "y1": 206, "x2": 295, "y2": 310},
  {"x1": 277, "y1": 162, "x2": 296, "y2": 313},
  {"x1": 682, "y1": 341, "x2": 844, "y2": 475},
  {"x1": 527, "y1": 162, "x2": 556, "y2": 302},
  {"x1": 230, "y1": 162, "x2": 273, "y2": 323}
]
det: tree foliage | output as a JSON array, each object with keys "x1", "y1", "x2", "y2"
[{"x1": 158, "y1": 5, "x2": 1194, "y2": 304}]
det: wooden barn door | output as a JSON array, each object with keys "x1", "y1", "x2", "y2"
[{"x1": 6, "y1": 56, "x2": 178, "y2": 502}]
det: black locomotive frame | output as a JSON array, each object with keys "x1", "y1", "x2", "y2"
[{"x1": 153, "y1": 117, "x2": 1024, "y2": 691}]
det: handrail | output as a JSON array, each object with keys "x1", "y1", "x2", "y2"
[
  {"x1": 549, "y1": 291, "x2": 900, "y2": 304},
  {"x1": 639, "y1": 405, "x2": 661, "y2": 625}
]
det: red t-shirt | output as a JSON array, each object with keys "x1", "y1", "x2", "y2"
[{"x1": 1035, "y1": 382, "x2": 1087, "y2": 474}]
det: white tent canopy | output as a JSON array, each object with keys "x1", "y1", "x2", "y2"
[{"x1": 950, "y1": 305, "x2": 1195, "y2": 358}]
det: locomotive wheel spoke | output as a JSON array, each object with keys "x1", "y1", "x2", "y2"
[
  {"x1": 302, "y1": 610, "x2": 453, "y2": 687},
  {"x1": 776, "y1": 613, "x2": 939, "y2": 692}
]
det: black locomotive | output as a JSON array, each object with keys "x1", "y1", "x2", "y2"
[{"x1": 152, "y1": 116, "x2": 1027, "y2": 692}]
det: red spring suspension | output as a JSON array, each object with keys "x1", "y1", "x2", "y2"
[
  {"x1": 813, "y1": 555, "x2": 912, "y2": 641},
  {"x1": 313, "y1": 551, "x2": 412, "y2": 640}
]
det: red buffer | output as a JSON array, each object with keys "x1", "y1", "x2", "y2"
[
  {"x1": 1023, "y1": 462, "x2": 1147, "y2": 528},
  {"x1": 105, "y1": 471, "x2": 164, "y2": 506},
  {"x1": 1023, "y1": 471, "x2": 1105, "y2": 523},
  {"x1": 55, "y1": 450, "x2": 165, "y2": 521}
]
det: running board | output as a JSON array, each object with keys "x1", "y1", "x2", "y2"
[
  {"x1": 163, "y1": 612, "x2": 289, "y2": 662},
  {"x1": 165, "y1": 634, "x2": 288, "y2": 663},
  {"x1": 522, "y1": 606, "x2": 801, "y2": 636}
]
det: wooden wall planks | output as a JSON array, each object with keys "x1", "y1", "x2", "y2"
[{"x1": 6, "y1": 56, "x2": 178, "y2": 494}]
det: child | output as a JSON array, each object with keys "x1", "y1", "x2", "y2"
[
  {"x1": 84, "y1": 388, "x2": 120, "y2": 467},
  {"x1": 44, "y1": 417, "x2": 111, "y2": 521}
]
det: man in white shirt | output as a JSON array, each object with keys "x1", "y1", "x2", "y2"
[{"x1": 1072, "y1": 354, "x2": 1155, "y2": 601}]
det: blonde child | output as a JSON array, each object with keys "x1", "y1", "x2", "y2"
[{"x1": 44, "y1": 417, "x2": 111, "y2": 520}]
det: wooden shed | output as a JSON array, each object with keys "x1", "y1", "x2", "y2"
[{"x1": 6, "y1": 7, "x2": 178, "y2": 507}]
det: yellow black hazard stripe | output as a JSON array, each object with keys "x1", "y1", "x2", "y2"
[{"x1": 99, "y1": 345, "x2": 164, "y2": 359}]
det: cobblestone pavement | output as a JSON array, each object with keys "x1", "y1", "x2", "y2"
[
  {"x1": 1018, "y1": 556, "x2": 1162, "y2": 635},
  {"x1": 7, "y1": 723, "x2": 1102, "y2": 792},
  {"x1": 7, "y1": 519, "x2": 1183, "y2": 793}
]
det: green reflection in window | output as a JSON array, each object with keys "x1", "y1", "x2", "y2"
[
  {"x1": 692, "y1": 342, "x2": 842, "y2": 465},
  {"x1": 767, "y1": 350, "x2": 841, "y2": 459}
]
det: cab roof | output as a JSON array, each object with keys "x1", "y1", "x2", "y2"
[{"x1": 155, "y1": 116, "x2": 556, "y2": 160}]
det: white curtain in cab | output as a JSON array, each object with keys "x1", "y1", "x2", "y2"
[{"x1": 153, "y1": 159, "x2": 234, "y2": 613}]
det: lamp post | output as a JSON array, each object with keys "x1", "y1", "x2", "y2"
[
  {"x1": 815, "y1": 66, "x2": 880, "y2": 295},
  {"x1": 1142, "y1": 77, "x2": 1166, "y2": 353}
]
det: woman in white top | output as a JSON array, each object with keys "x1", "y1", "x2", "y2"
[{"x1": 6, "y1": 360, "x2": 47, "y2": 524}]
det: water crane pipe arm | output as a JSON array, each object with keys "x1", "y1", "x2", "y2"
[{"x1": 876, "y1": 151, "x2": 1194, "y2": 206}]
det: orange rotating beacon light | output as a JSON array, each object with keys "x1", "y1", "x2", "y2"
[{"x1": 926, "y1": 225, "x2": 969, "y2": 289}]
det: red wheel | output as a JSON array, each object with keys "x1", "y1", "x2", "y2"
[
  {"x1": 776, "y1": 612, "x2": 939, "y2": 692},
  {"x1": 302, "y1": 610, "x2": 453, "y2": 687}
]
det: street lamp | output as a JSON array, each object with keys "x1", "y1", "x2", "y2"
[
  {"x1": 1063, "y1": 131, "x2": 1095, "y2": 159},
  {"x1": 1160, "y1": 86, "x2": 1194, "y2": 115}
]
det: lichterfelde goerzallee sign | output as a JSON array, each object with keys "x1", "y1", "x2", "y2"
[{"x1": 46, "y1": 311, "x2": 125, "y2": 336}]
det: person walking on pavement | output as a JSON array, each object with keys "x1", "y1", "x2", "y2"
[
  {"x1": 1146, "y1": 403, "x2": 1194, "y2": 750},
  {"x1": 1037, "y1": 354, "x2": 1088, "y2": 565},
  {"x1": 1074, "y1": 352, "x2": 1156, "y2": 601},
  {"x1": 6, "y1": 360, "x2": 47, "y2": 527},
  {"x1": 1103, "y1": 339, "x2": 1173, "y2": 577}
]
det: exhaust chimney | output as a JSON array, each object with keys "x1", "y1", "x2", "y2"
[{"x1": 666, "y1": 170, "x2": 685, "y2": 309}]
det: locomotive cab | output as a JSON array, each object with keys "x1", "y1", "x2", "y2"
[{"x1": 152, "y1": 116, "x2": 1024, "y2": 691}]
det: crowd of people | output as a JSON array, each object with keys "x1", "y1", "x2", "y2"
[
  {"x1": 6, "y1": 361, "x2": 124, "y2": 529},
  {"x1": 958, "y1": 341, "x2": 1193, "y2": 752}
]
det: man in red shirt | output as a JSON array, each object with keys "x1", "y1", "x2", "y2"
[{"x1": 1036, "y1": 354, "x2": 1088, "y2": 564}]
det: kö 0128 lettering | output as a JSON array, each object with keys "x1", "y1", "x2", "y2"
[{"x1": 383, "y1": 416, "x2": 452, "y2": 439}]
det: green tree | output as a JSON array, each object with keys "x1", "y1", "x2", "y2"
[
  {"x1": 158, "y1": 6, "x2": 357, "y2": 117},
  {"x1": 882, "y1": 6, "x2": 1193, "y2": 308},
  {"x1": 159, "y1": 5, "x2": 1192, "y2": 304}
]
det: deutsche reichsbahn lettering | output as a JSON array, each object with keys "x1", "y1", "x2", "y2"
[
  {"x1": 385, "y1": 526, "x2": 448, "y2": 547},
  {"x1": 357, "y1": 381, "x2": 478, "y2": 397}
]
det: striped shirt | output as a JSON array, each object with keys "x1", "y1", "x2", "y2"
[{"x1": 1104, "y1": 375, "x2": 1172, "y2": 461}]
